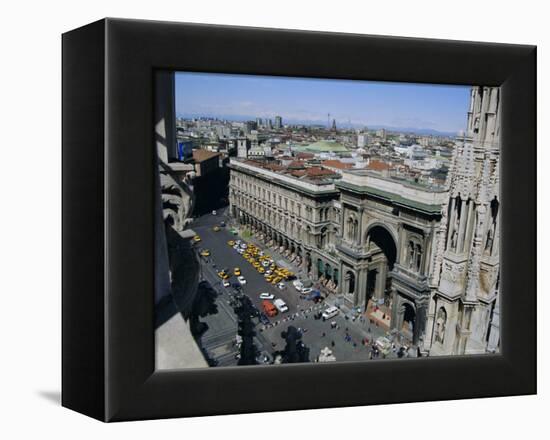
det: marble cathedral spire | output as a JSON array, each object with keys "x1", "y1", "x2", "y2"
[{"x1": 424, "y1": 86, "x2": 500, "y2": 356}]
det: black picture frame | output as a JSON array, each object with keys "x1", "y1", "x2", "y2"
[{"x1": 62, "y1": 18, "x2": 536, "y2": 422}]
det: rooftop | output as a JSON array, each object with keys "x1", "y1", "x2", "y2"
[
  {"x1": 322, "y1": 159, "x2": 354, "y2": 170},
  {"x1": 229, "y1": 158, "x2": 338, "y2": 195},
  {"x1": 295, "y1": 140, "x2": 350, "y2": 153},
  {"x1": 338, "y1": 169, "x2": 447, "y2": 214},
  {"x1": 192, "y1": 149, "x2": 220, "y2": 162}
]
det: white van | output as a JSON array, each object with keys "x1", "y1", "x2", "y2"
[
  {"x1": 273, "y1": 299, "x2": 289, "y2": 313},
  {"x1": 322, "y1": 306, "x2": 339, "y2": 321},
  {"x1": 293, "y1": 280, "x2": 304, "y2": 291}
]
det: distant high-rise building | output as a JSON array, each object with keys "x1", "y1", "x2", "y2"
[
  {"x1": 256, "y1": 117, "x2": 263, "y2": 128},
  {"x1": 245, "y1": 121, "x2": 257, "y2": 133},
  {"x1": 274, "y1": 116, "x2": 283, "y2": 129},
  {"x1": 357, "y1": 133, "x2": 368, "y2": 148},
  {"x1": 376, "y1": 128, "x2": 387, "y2": 141},
  {"x1": 331, "y1": 119, "x2": 337, "y2": 132},
  {"x1": 266, "y1": 119, "x2": 273, "y2": 130}
]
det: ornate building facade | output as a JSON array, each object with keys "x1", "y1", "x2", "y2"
[
  {"x1": 228, "y1": 86, "x2": 501, "y2": 356},
  {"x1": 423, "y1": 86, "x2": 501, "y2": 355}
]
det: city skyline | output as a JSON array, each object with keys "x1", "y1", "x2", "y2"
[{"x1": 175, "y1": 72, "x2": 471, "y2": 134}]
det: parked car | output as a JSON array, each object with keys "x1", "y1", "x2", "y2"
[
  {"x1": 220, "y1": 221, "x2": 226, "y2": 227},
  {"x1": 262, "y1": 300, "x2": 278, "y2": 317},
  {"x1": 222, "y1": 280, "x2": 230, "y2": 288},
  {"x1": 258, "y1": 313, "x2": 270, "y2": 325},
  {"x1": 277, "y1": 282, "x2": 286, "y2": 290},
  {"x1": 237, "y1": 276, "x2": 247, "y2": 285},
  {"x1": 375, "y1": 337, "x2": 392, "y2": 356},
  {"x1": 322, "y1": 306, "x2": 339, "y2": 321},
  {"x1": 213, "y1": 226, "x2": 220, "y2": 232},
  {"x1": 301, "y1": 287, "x2": 313, "y2": 295},
  {"x1": 255, "y1": 351, "x2": 274, "y2": 365},
  {"x1": 259, "y1": 292, "x2": 274, "y2": 300},
  {"x1": 273, "y1": 299, "x2": 289, "y2": 313},
  {"x1": 249, "y1": 306, "x2": 260, "y2": 318},
  {"x1": 212, "y1": 210, "x2": 217, "y2": 215},
  {"x1": 293, "y1": 280, "x2": 304, "y2": 291}
]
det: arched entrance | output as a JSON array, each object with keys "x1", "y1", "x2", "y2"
[
  {"x1": 364, "y1": 225, "x2": 397, "y2": 306},
  {"x1": 317, "y1": 259, "x2": 324, "y2": 278},
  {"x1": 344, "y1": 270, "x2": 356, "y2": 295},
  {"x1": 324, "y1": 263, "x2": 332, "y2": 280},
  {"x1": 401, "y1": 302, "x2": 416, "y2": 342},
  {"x1": 305, "y1": 253, "x2": 312, "y2": 274}
]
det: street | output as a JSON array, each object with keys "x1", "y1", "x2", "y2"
[{"x1": 190, "y1": 208, "x2": 411, "y2": 366}]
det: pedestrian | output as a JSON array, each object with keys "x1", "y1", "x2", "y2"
[
  {"x1": 331, "y1": 340, "x2": 335, "y2": 347},
  {"x1": 322, "y1": 332, "x2": 326, "y2": 337}
]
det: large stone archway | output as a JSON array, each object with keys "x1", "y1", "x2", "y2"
[{"x1": 363, "y1": 225, "x2": 397, "y2": 306}]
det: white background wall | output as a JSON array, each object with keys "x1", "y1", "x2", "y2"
[{"x1": 0, "y1": 0, "x2": 545, "y2": 437}]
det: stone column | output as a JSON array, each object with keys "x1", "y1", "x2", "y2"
[
  {"x1": 393, "y1": 298, "x2": 405, "y2": 335},
  {"x1": 154, "y1": 71, "x2": 177, "y2": 163},
  {"x1": 457, "y1": 200, "x2": 469, "y2": 252},
  {"x1": 422, "y1": 293, "x2": 437, "y2": 354},
  {"x1": 413, "y1": 304, "x2": 426, "y2": 345},
  {"x1": 446, "y1": 197, "x2": 456, "y2": 249},
  {"x1": 374, "y1": 260, "x2": 388, "y2": 302},
  {"x1": 487, "y1": 294, "x2": 500, "y2": 352},
  {"x1": 357, "y1": 208, "x2": 364, "y2": 246}
]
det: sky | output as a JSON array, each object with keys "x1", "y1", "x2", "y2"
[{"x1": 175, "y1": 72, "x2": 471, "y2": 134}]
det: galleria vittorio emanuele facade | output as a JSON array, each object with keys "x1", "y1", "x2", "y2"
[{"x1": 229, "y1": 86, "x2": 500, "y2": 356}]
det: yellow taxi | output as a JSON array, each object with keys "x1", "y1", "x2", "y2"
[
  {"x1": 234, "y1": 267, "x2": 241, "y2": 276},
  {"x1": 217, "y1": 271, "x2": 229, "y2": 280},
  {"x1": 213, "y1": 226, "x2": 220, "y2": 232},
  {"x1": 200, "y1": 249, "x2": 210, "y2": 257},
  {"x1": 228, "y1": 240, "x2": 235, "y2": 246},
  {"x1": 193, "y1": 235, "x2": 201, "y2": 242},
  {"x1": 257, "y1": 267, "x2": 265, "y2": 274}
]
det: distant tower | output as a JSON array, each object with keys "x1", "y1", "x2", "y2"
[
  {"x1": 237, "y1": 138, "x2": 251, "y2": 158},
  {"x1": 331, "y1": 118, "x2": 337, "y2": 132},
  {"x1": 274, "y1": 116, "x2": 283, "y2": 129},
  {"x1": 423, "y1": 86, "x2": 500, "y2": 356}
]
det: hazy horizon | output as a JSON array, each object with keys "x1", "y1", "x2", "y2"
[{"x1": 175, "y1": 72, "x2": 471, "y2": 134}]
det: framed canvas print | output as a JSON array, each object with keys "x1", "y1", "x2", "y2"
[{"x1": 62, "y1": 18, "x2": 536, "y2": 422}]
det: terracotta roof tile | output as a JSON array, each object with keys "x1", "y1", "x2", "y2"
[
  {"x1": 322, "y1": 160, "x2": 353, "y2": 170},
  {"x1": 367, "y1": 160, "x2": 391, "y2": 171}
]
